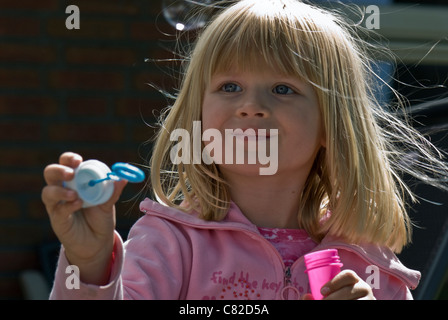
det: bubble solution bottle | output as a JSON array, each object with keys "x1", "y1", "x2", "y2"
[
  {"x1": 304, "y1": 249, "x2": 343, "y2": 300},
  {"x1": 64, "y1": 160, "x2": 145, "y2": 208}
]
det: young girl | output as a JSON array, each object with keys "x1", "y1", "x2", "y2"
[{"x1": 42, "y1": 0, "x2": 448, "y2": 300}]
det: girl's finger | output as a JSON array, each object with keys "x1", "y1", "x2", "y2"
[
  {"x1": 41, "y1": 185, "x2": 78, "y2": 211},
  {"x1": 321, "y1": 270, "x2": 359, "y2": 296},
  {"x1": 43, "y1": 164, "x2": 75, "y2": 186},
  {"x1": 59, "y1": 152, "x2": 83, "y2": 167},
  {"x1": 301, "y1": 293, "x2": 314, "y2": 300},
  {"x1": 43, "y1": 153, "x2": 82, "y2": 186},
  {"x1": 323, "y1": 281, "x2": 372, "y2": 300},
  {"x1": 321, "y1": 270, "x2": 374, "y2": 300}
]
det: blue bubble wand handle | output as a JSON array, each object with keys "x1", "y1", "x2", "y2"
[{"x1": 88, "y1": 162, "x2": 145, "y2": 186}]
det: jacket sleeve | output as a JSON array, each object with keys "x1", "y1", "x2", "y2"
[
  {"x1": 119, "y1": 214, "x2": 192, "y2": 299},
  {"x1": 49, "y1": 231, "x2": 124, "y2": 300},
  {"x1": 49, "y1": 214, "x2": 192, "y2": 300}
]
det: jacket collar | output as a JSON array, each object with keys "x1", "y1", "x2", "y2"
[
  {"x1": 139, "y1": 198, "x2": 258, "y2": 232},
  {"x1": 139, "y1": 198, "x2": 421, "y2": 290}
]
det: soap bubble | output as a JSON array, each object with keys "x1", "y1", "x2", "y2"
[{"x1": 162, "y1": 0, "x2": 214, "y2": 31}]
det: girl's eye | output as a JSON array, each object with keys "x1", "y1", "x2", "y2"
[
  {"x1": 273, "y1": 85, "x2": 294, "y2": 95},
  {"x1": 221, "y1": 83, "x2": 242, "y2": 93}
]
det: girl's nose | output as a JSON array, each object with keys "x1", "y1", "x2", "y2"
[{"x1": 236, "y1": 94, "x2": 270, "y2": 118}]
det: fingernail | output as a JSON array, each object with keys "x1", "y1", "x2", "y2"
[
  {"x1": 321, "y1": 286, "x2": 330, "y2": 296},
  {"x1": 66, "y1": 190, "x2": 76, "y2": 198}
]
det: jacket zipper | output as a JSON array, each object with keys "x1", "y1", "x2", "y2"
[
  {"x1": 284, "y1": 266, "x2": 292, "y2": 287},
  {"x1": 233, "y1": 227, "x2": 303, "y2": 297}
]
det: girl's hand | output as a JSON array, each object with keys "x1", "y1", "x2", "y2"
[
  {"x1": 302, "y1": 270, "x2": 375, "y2": 300},
  {"x1": 41, "y1": 152, "x2": 127, "y2": 285}
]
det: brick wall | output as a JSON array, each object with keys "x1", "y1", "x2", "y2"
[{"x1": 0, "y1": 0, "x2": 177, "y2": 299}]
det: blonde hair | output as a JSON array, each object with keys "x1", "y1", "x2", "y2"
[{"x1": 150, "y1": 0, "x2": 448, "y2": 253}]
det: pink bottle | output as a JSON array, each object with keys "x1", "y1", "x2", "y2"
[{"x1": 304, "y1": 249, "x2": 343, "y2": 300}]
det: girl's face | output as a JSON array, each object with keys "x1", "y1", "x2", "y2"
[{"x1": 201, "y1": 64, "x2": 325, "y2": 178}]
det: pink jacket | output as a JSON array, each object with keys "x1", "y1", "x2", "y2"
[{"x1": 50, "y1": 198, "x2": 420, "y2": 300}]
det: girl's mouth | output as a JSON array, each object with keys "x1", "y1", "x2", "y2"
[{"x1": 229, "y1": 128, "x2": 278, "y2": 140}]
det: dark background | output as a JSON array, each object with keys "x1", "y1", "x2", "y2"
[{"x1": 0, "y1": 0, "x2": 176, "y2": 299}]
